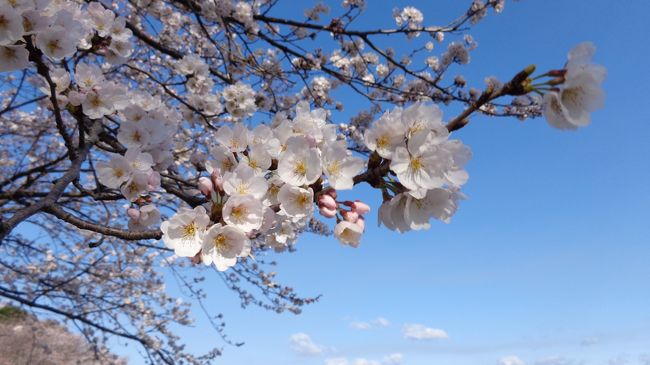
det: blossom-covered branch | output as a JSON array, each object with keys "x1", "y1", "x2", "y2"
[{"x1": 0, "y1": 0, "x2": 605, "y2": 363}]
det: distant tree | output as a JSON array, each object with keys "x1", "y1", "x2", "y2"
[
  {"x1": 0, "y1": 305, "x2": 126, "y2": 364},
  {"x1": 0, "y1": 0, "x2": 605, "y2": 363}
]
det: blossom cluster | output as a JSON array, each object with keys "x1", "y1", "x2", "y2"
[
  {"x1": 364, "y1": 102, "x2": 471, "y2": 232},
  {"x1": 0, "y1": 1, "x2": 132, "y2": 72},
  {"x1": 95, "y1": 88, "x2": 179, "y2": 206},
  {"x1": 161, "y1": 101, "x2": 366, "y2": 271}
]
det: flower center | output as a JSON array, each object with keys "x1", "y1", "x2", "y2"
[
  {"x1": 182, "y1": 222, "x2": 197, "y2": 238},
  {"x1": 89, "y1": 94, "x2": 102, "y2": 107},
  {"x1": 47, "y1": 39, "x2": 61, "y2": 54},
  {"x1": 236, "y1": 183, "x2": 248, "y2": 195},
  {"x1": 327, "y1": 160, "x2": 341, "y2": 175},
  {"x1": 222, "y1": 158, "x2": 234, "y2": 171},
  {"x1": 562, "y1": 86, "x2": 583, "y2": 108},
  {"x1": 294, "y1": 160, "x2": 307, "y2": 176},
  {"x1": 231, "y1": 205, "x2": 246, "y2": 221},
  {"x1": 297, "y1": 193, "x2": 310, "y2": 207},
  {"x1": 214, "y1": 233, "x2": 227, "y2": 251},
  {"x1": 409, "y1": 156, "x2": 423, "y2": 171},
  {"x1": 376, "y1": 135, "x2": 389, "y2": 149}
]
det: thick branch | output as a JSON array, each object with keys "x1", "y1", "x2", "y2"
[{"x1": 42, "y1": 204, "x2": 162, "y2": 241}]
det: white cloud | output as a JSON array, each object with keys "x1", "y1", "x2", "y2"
[
  {"x1": 498, "y1": 355, "x2": 526, "y2": 365},
  {"x1": 350, "y1": 317, "x2": 390, "y2": 330},
  {"x1": 290, "y1": 333, "x2": 324, "y2": 355},
  {"x1": 535, "y1": 356, "x2": 572, "y2": 365},
  {"x1": 373, "y1": 317, "x2": 390, "y2": 327},
  {"x1": 350, "y1": 321, "x2": 372, "y2": 330},
  {"x1": 382, "y1": 353, "x2": 403, "y2": 365},
  {"x1": 324, "y1": 353, "x2": 402, "y2": 365},
  {"x1": 402, "y1": 323, "x2": 448, "y2": 340}
]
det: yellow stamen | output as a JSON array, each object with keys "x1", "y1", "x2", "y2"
[
  {"x1": 294, "y1": 161, "x2": 307, "y2": 176},
  {"x1": 214, "y1": 234, "x2": 227, "y2": 251},
  {"x1": 182, "y1": 222, "x2": 197, "y2": 238}
]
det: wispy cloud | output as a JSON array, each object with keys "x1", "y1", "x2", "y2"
[
  {"x1": 350, "y1": 317, "x2": 391, "y2": 330},
  {"x1": 535, "y1": 356, "x2": 574, "y2": 365},
  {"x1": 580, "y1": 336, "x2": 599, "y2": 346},
  {"x1": 402, "y1": 323, "x2": 448, "y2": 340},
  {"x1": 608, "y1": 354, "x2": 629, "y2": 365},
  {"x1": 498, "y1": 355, "x2": 526, "y2": 365},
  {"x1": 290, "y1": 333, "x2": 324, "y2": 355},
  {"x1": 324, "y1": 353, "x2": 402, "y2": 365},
  {"x1": 350, "y1": 321, "x2": 372, "y2": 330}
]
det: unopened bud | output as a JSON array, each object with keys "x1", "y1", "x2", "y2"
[
  {"x1": 351, "y1": 200, "x2": 370, "y2": 215},
  {"x1": 319, "y1": 206, "x2": 337, "y2": 218},
  {"x1": 318, "y1": 194, "x2": 337, "y2": 210},
  {"x1": 198, "y1": 177, "x2": 214, "y2": 196},
  {"x1": 127, "y1": 207, "x2": 140, "y2": 220},
  {"x1": 324, "y1": 188, "x2": 337, "y2": 200},
  {"x1": 211, "y1": 169, "x2": 224, "y2": 192}
]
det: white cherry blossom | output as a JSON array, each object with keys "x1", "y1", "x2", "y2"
[
  {"x1": 96, "y1": 154, "x2": 132, "y2": 189},
  {"x1": 201, "y1": 224, "x2": 249, "y2": 271},
  {"x1": 0, "y1": 6, "x2": 24, "y2": 45},
  {"x1": 222, "y1": 195, "x2": 264, "y2": 233},
  {"x1": 160, "y1": 206, "x2": 210, "y2": 257},
  {"x1": 543, "y1": 43, "x2": 606, "y2": 130},
  {"x1": 277, "y1": 184, "x2": 314, "y2": 221},
  {"x1": 364, "y1": 108, "x2": 407, "y2": 159},
  {"x1": 277, "y1": 136, "x2": 322, "y2": 186},
  {"x1": 214, "y1": 124, "x2": 249, "y2": 152},
  {"x1": 334, "y1": 220, "x2": 364, "y2": 247},
  {"x1": 0, "y1": 45, "x2": 29, "y2": 72},
  {"x1": 321, "y1": 142, "x2": 364, "y2": 190},
  {"x1": 223, "y1": 164, "x2": 268, "y2": 199}
]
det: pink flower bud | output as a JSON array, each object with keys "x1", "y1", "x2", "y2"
[
  {"x1": 352, "y1": 200, "x2": 371, "y2": 215},
  {"x1": 127, "y1": 207, "x2": 140, "y2": 220},
  {"x1": 325, "y1": 188, "x2": 337, "y2": 199},
  {"x1": 198, "y1": 177, "x2": 214, "y2": 196},
  {"x1": 211, "y1": 169, "x2": 224, "y2": 192},
  {"x1": 342, "y1": 209, "x2": 359, "y2": 223},
  {"x1": 356, "y1": 216, "x2": 365, "y2": 231},
  {"x1": 317, "y1": 194, "x2": 337, "y2": 210},
  {"x1": 319, "y1": 206, "x2": 337, "y2": 218}
]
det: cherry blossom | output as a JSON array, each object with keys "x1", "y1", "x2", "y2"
[
  {"x1": 201, "y1": 223, "x2": 249, "y2": 271},
  {"x1": 161, "y1": 206, "x2": 210, "y2": 257}
]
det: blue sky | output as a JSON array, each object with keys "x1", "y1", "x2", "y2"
[{"x1": 122, "y1": 1, "x2": 650, "y2": 364}]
